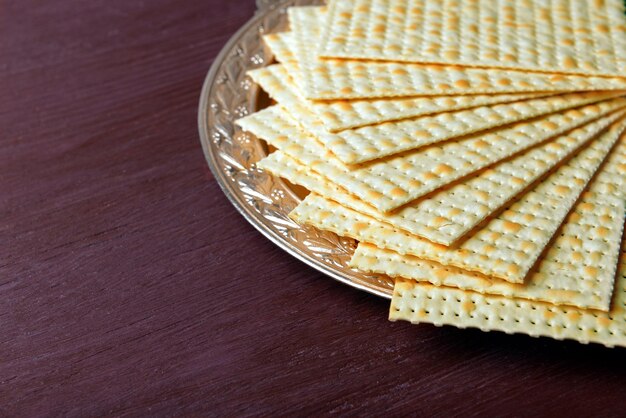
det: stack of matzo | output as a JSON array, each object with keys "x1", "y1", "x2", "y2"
[{"x1": 237, "y1": 1, "x2": 626, "y2": 347}]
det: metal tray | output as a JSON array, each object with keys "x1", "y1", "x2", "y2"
[{"x1": 198, "y1": 0, "x2": 393, "y2": 298}]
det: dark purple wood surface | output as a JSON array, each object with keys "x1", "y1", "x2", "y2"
[{"x1": 2, "y1": 1, "x2": 626, "y2": 416}]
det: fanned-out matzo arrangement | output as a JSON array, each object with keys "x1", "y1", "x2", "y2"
[{"x1": 237, "y1": 1, "x2": 626, "y2": 347}]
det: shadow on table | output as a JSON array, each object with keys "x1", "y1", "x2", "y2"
[{"x1": 422, "y1": 322, "x2": 626, "y2": 373}]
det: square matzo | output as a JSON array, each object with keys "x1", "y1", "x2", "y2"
[
  {"x1": 266, "y1": 6, "x2": 626, "y2": 99},
  {"x1": 258, "y1": 111, "x2": 626, "y2": 245},
  {"x1": 238, "y1": 98, "x2": 626, "y2": 212},
  {"x1": 389, "y1": 237, "x2": 626, "y2": 347},
  {"x1": 319, "y1": 0, "x2": 626, "y2": 77},
  {"x1": 248, "y1": 64, "x2": 550, "y2": 132}
]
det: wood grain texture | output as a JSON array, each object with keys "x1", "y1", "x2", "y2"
[{"x1": 2, "y1": 0, "x2": 626, "y2": 416}]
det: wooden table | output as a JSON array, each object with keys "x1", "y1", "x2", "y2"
[{"x1": 3, "y1": 0, "x2": 626, "y2": 415}]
